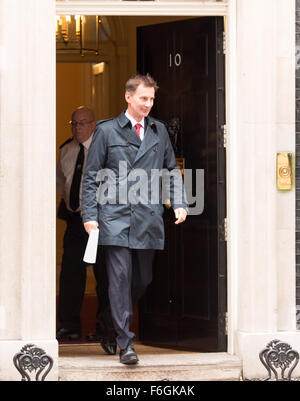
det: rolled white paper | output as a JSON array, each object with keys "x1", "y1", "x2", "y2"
[{"x1": 83, "y1": 228, "x2": 99, "y2": 263}]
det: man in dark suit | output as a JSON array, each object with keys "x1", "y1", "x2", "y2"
[
  {"x1": 82, "y1": 75, "x2": 187, "y2": 365},
  {"x1": 56, "y1": 106, "x2": 116, "y2": 355}
]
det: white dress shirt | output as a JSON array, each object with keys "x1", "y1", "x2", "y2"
[
  {"x1": 125, "y1": 110, "x2": 145, "y2": 140},
  {"x1": 57, "y1": 134, "x2": 94, "y2": 212}
]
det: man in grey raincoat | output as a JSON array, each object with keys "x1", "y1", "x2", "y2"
[{"x1": 82, "y1": 74, "x2": 187, "y2": 365}]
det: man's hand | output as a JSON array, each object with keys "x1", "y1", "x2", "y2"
[
  {"x1": 84, "y1": 220, "x2": 99, "y2": 235},
  {"x1": 174, "y1": 208, "x2": 187, "y2": 225}
]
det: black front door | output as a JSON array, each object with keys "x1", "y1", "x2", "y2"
[{"x1": 137, "y1": 17, "x2": 226, "y2": 352}]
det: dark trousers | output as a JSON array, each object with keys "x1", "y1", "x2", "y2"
[
  {"x1": 105, "y1": 246, "x2": 155, "y2": 350},
  {"x1": 58, "y1": 213, "x2": 113, "y2": 336}
]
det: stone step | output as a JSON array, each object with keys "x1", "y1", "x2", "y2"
[{"x1": 58, "y1": 343, "x2": 242, "y2": 381}]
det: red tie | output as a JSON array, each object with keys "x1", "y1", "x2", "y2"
[{"x1": 135, "y1": 123, "x2": 142, "y2": 137}]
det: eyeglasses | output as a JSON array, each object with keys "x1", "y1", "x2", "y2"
[{"x1": 69, "y1": 120, "x2": 94, "y2": 128}]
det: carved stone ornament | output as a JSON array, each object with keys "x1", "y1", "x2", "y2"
[
  {"x1": 13, "y1": 344, "x2": 53, "y2": 381},
  {"x1": 259, "y1": 339, "x2": 299, "y2": 381}
]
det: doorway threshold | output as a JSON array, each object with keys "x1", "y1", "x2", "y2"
[{"x1": 58, "y1": 342, "x2": 241, "y2": 381}]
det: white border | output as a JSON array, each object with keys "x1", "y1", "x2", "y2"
[{"x1": 55, "y1": 0, "x2": 237, "y2": 355}]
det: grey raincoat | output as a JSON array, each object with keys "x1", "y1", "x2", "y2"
[{"x1": 81, "y1": 111, "x2": 187, "y2": 250}]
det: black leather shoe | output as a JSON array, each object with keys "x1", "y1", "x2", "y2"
[
  {"x1": 86, "y1": 331, "x2": 117, "y2": 355},
  {"x1": 56, "y1": 327, "x2": 81, "y2": 341},
  {"x1": 101, "y1": 340, "x2": 117, "y2": 355},
  {"x1": 119, "y1": 342, "x2": 139, "y2": 365}
]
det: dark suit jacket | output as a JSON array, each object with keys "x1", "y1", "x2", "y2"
[{"x1": 81, "y1": 111, "x2": 187, "y2": 250}]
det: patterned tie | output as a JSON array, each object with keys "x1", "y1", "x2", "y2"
[
  {"x1": 135, "y1": 123, "x2": 142, "y2": 138},
  {"x1": 69, "y1": 143, "x2": 84, "y2": 211}
]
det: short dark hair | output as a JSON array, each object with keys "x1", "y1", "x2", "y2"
[{"x1": 125, "y1": 74, "x2": 159, "y2": 93}]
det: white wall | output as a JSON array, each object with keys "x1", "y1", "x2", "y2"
[
  {"x1": 0, "y1": 0, "x2": 57, "y2": 381},
  {"x1": 234, "y1": 0, "x2": 298, "y2": 379}
]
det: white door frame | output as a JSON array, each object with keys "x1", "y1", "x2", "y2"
[
  {"x1": 56, "y1": 1, "x2": 228, "y2": 16},
  {"x1": 55, "y1": 0, "x2": 238, "y2": 355}
]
